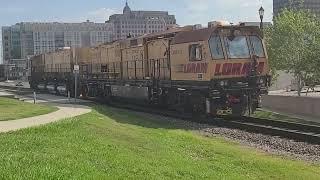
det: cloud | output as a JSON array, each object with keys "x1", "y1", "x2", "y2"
[
  {"x1": 86, "y1": 8, "x2": 121, "y2": 22},
  {"x1": 186, "y1": 0, "x2": 211, "y2": 12},
  {"x1": 180, "y1": 0, "x2": 273, "y2": 26},
  {"x1": 0, "y1": 7, "x2": 26, "y2": 14},
  {"x1": 42, "y1": 8, "x2": 122, "y2": 23}
]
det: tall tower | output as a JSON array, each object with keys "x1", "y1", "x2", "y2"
[
  {"x1": 123, "y1": 1, "x2": 131, "y2": 14},
  {"x1": 109, "y1": 1, "x2": 176, "y2": 40}
]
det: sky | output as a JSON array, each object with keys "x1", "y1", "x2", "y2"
[{"x1": 0, "y1": 0, "x2": 273, "y2": 63}]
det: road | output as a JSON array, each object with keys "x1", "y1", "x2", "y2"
[
  {"x1": 0, "y1": 80, "x2": 30, "y2": 89},
  {"x1": 0, "y1": 89, "x2": 15, "y2": 98}
]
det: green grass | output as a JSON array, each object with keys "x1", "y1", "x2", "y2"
[
  {"x1": 0, "y1": 106, "x2": 319, "y2": 179},
  {"x1": 0, "y1": 97, "x2": 58, "y2": 121}
]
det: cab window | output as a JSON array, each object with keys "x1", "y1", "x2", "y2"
[
  {"x1": 224, "y1": 36, "x2": 250, "y2": 59},
  {"x1": 189, "y1": 44, "x2": 202, "y2": 61},
  {"x1": 249, "y1": 36, "x2": 265, "y2": 57},
  {"x1": 209, "y1": 36, "x2": 224, "y2": 59}
]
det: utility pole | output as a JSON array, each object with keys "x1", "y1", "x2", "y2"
[
  {"x1": 75, "y1": 70, "x2": 77, "y2": 103},
  {"x1": 5, "y1": 64, "x2": 9, "y2": 82},
  {"x1": 72, "y1": 47, "x2": 79, "y2": 103},
  {"x1": 6, "y1": 64, "x2": 9, "y2": 82}
]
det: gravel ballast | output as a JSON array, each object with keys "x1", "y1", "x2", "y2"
[{"x1": 138, "y1": 112, "x2": 320, "y2": 163}]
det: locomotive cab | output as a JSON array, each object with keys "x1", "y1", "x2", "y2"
[{"x1": 170, "y1": 25, "x2": 270, "y2": 116}]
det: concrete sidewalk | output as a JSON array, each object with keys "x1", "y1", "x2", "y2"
[
  {"x1": 0, "y1": 81, "x2": 30, "y2": 89},
  {"x1": 0, "y1": 90, "x2": 15, "y2": 98},
  {"x1": 269, "y1": 87, "x2": 320, "y2": 98},
  {"x1": 0, "y1": 104, "x2": 91, "y2": 133},
  {"x1": 0, "y1": 93, "x2": 92, "y2": 133}
]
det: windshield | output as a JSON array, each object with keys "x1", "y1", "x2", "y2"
[
  {"x1": 249, "y1": 36, "x2": 265, "y2": 57},
  {"x1": 209, "y1": 36, "x2": 224, "y2": 59},
  {"x1": 224, "y1": 36, "x2": 250, "y2": 59}
]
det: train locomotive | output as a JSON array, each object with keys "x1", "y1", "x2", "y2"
[{"x1": 30, "y1": 22, "x2": 271, "y2": 117}]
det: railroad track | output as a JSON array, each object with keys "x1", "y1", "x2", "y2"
[
  {"x1": 221, "y1": 117, "x2": 320, "y2": 145},
  {"x1": 104, "y1": 100, "x2": 320, "y2": 145}
]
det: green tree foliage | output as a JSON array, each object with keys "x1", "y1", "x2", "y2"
[{"x1": 265, "y1": 9, "x2": 320, "y2": 96}]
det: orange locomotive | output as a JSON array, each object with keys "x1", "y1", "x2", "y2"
[{"x1": 30, "y1": 23, "x2": 271, "y2": 116}]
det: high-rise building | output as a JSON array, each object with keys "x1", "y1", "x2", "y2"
[
  {"x1": 1, "y1": 2, "x2": 176, "y2": 78},
  {"x1": 0, "y1": 31, "x2": 2, "y2": 64},
  {"x1": 2, "y1": 27, "x2": 12, "y2": 66},
  {"x1": 274, "y1": 0, "x2": 320, "y2": 17},
  {"x1": 2, "y1": 21, "x2": 114, "y2": 78},
  {"x1": 108, "y1": 2, "x2": 176, "y2": 40}
]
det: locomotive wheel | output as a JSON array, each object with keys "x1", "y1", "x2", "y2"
[
  {"x1": 231, "y1": 103, "x2": 249, "y2": 117},
  {"x1": 81, "y1": 85, "x2": 89, "y2": 98},
  {"x1": 210, "y1": 101, "x2": 218, "y2": 117},
  {"x1": 231, "y1": 95, "x2": 250, "y2": 117},
  {"x1": 103, "y1": 86, "x2": 112, "y2": 102},
  {"x1": 187, "y1": 93, "x2": 206, "y2": 119}
]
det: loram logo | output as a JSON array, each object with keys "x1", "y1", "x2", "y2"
[
  {"x1": 214, "y1": 62, "x2": 265, "y2": 76},
  {"x1": 183, "y1": 63, "x2": 208, "y2": 74},
  {"x1": 183, "y1": 62, "x2": 265, "y2": 76}
]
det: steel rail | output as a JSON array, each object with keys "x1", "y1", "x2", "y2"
[{"x1": 104, "y1": 100, "x2": 320, "y2": 145}]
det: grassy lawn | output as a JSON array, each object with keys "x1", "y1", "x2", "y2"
[
  {"x1": 0, "y1": 97, "x2": 58, "y2": 121},
  {"x1": 0, "y1": 106, "x2": 319, "y2": 179}
]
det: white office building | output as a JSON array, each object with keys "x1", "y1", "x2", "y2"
[{"x1": 108, "y1": 2, "x2": 176, "y2": 40}]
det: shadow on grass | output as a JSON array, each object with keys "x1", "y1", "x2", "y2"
[{"x1": 92, "y1": 104, "x2": 192, "y2": 130}]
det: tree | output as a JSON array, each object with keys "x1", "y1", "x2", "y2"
[{"x1": 265, "y1": 9, "x2": 320, "y2": 96}]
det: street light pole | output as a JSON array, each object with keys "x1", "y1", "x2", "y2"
[
  {"x1": 6, "y1": 64, "x2": 9, "y2": 82},
  {"x1": 5, "y1": 64, "x2": 12, "y2": 82},
  {"x1": 72, "y1": 47, "x2": 79, "y2": 103},
  {"x1": 75, "y1": 70, "x2": 77, "y2": 103},
  {"x1": 259, "y1": 6, "x2": 265, "y2": 30}
]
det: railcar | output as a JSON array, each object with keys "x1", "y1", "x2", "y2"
[
  {"x1": 30, "y1": 47, "x2": 90, "y2": 96},
  {"x1": 30, "y1": 23, "x2": 271, "y2": 116}
]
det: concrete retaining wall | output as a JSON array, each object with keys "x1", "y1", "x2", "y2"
[{"x1": 262, "y1": 95, "x2": 320, "y2": 121}]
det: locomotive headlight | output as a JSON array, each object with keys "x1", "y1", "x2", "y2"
[
  {"x1": 220, "y1": 80, "x2": 228, "y2": 87},
  {"x1": 258, "y1": 78, "x2": 264, "y2": 84}
]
